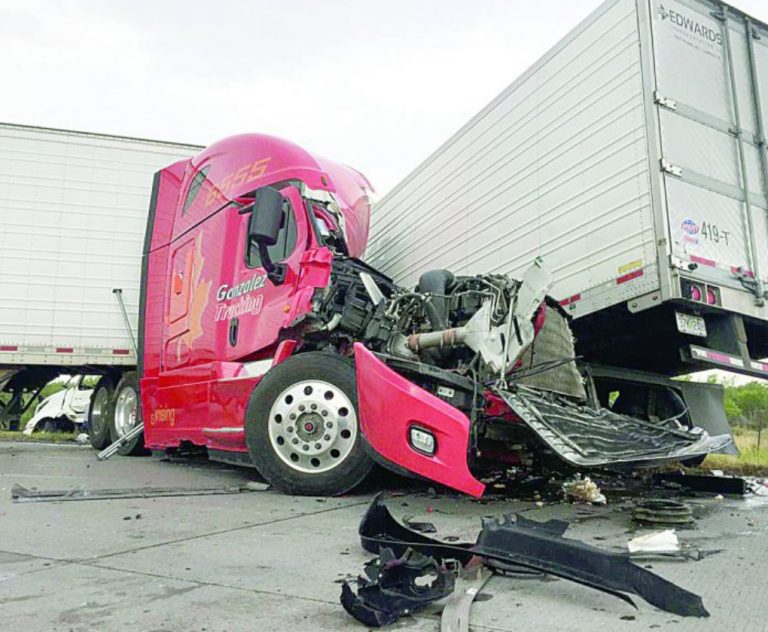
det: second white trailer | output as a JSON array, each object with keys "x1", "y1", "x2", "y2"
[{"x1": 0, "y1": 123, "x2": 201, "y2": 432}]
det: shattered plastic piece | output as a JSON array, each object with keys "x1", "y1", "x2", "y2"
[
  {"x1": 340, "y1": 547, "x2": 454, "y2": 627},
  {"x1": 359, "y1": 494, "x2": 708, "y2": 618},
  {"x1": 562, "y1": 475, "x2": 606, "y2": 505},
  {"x1": 632, "y1": 499, "x2": 694, "y2": 526},
  {"x1": 627, "y1": 530, "x2": 679, "y2": 555}
]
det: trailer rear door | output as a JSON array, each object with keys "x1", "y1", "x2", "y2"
[{"x1": 650, "y1": 0, "x2": 768, "y2": 301}]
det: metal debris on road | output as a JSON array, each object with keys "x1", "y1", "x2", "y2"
[
  {"x1": 632, "y1": 499, "x2": 695, "y2": 526},
  {"x1": 11, "y1": 483, "x2": 266, "y2": 503},
  {"x1": 440, "y1": 560, "x2": 492, "y2": 632}
]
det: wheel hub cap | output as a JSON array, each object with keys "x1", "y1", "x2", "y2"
[
  {"x1": 268, "y1": 379, "x2": 357, "y2": 473},
  {"x1": 114, "y1": 386, "x2": 138, "y2": 439}
]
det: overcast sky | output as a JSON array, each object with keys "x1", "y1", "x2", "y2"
[{"x1": 3, "y1": 0, "x2": 767, "y2": 195}]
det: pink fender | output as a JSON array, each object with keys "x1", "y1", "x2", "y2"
[{"x1": 353, "y1": 343, "x2": 485, "y2": 497}]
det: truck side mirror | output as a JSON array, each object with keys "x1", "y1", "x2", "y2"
[
  {"x1": 247, "y1": 187, "x2": 287, "y2": 285},
  {"x1": 248, "y1": 187, "x2": 284, "y2": 246}
]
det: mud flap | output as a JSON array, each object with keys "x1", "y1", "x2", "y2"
[{"x1": 494, "y1": 387, "x2": 733, "y2": 467}]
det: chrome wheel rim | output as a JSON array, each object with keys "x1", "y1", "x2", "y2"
[
  {"x1": 268, "y1": 380, "x2": 357, "y2": 473},
  {"x1": 91, "y1": 386, "x2": 110, "y2": 434},
  {"x1": 114, "y1": 386, "x2": 138, "y2": 438}
]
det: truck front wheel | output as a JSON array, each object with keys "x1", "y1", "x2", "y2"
[
  {"x1": 88, "y1": 375, "x2": 115, "y2": 449},
  {"x1": 245, "y1": 353, "x2": 373, "y2": 496},
  {"x1": 109, "y1": 372, "x2": 145, "y2": 456}
]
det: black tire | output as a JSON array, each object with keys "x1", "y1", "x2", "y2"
[
  {"x1": 245, "y1": 352, "x2": 373, "y2": 496},
  {"x1": 88, "y1": 375, "x2": 115, "y2": 449},
  {"x1": 108, "y1": 372, "x2": 145, "y2": 456}
]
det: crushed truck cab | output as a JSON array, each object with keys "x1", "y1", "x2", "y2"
[{"x1": 138, "y1": 134, "x2": 731, "y2": 496}]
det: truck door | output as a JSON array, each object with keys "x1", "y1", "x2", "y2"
[
  {"x1": 215, "y1": 184, "x2": 309, "y2": 363},
  {"x1": 164, "y1": 233, "x2": 208, "y2": 370},
  {"x1": 651, "y1": 0, "x2": 768, "y2": 299}
]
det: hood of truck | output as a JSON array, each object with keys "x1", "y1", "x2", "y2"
[{"x1": 184, "y1": 134, "x2": 372, "y2": 257}]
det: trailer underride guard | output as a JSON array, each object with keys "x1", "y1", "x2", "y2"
[{"x1": 137, "y1": 134, "x2": 732, "y2": 497}]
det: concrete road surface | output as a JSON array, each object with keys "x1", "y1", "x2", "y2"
[{"x1": 1, "y1": 442, "x2": 767, "y2": 631}]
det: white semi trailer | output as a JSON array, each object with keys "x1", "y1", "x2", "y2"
[
  {"x1": 0, "y1": 123, "x2": 201, "y2": 438},
  {"x1": 370, "y1": 0, "x2": 768, "y2": 447}
]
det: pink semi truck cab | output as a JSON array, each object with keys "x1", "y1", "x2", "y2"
[{"x1": 115, "y1": 133, "x2": 732, "y2": 496}]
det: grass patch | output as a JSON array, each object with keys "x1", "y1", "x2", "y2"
[
  {"x1": 0, "y1": 430, "x2": 78, "y2": 444},
  {"x1": 701, "y1": 430, "x2": 768, "y2": 476}
]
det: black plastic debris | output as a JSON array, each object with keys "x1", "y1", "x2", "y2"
[
  {"x1": 358, "y1": 494, "x2": 709, "y2": 618},
  {"x1": 632, "y1": 499, "x2": 695, "y2": 526},
  {"x1": 652, "y1": 472, "x2": 747, "y2": 496},
  {"x1": 340, "y1": 547, "x2": 454, "y2": 627}
]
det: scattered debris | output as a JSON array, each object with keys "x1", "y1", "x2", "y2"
[
  {"x1": 11, "y1": 483, "x2": 265, "y2": 503},
  {"x1": 440, "y1": 560, "x2": 492, "y2": 632},
  {"x1": 632, "y1": 500, "x2": 694, "y2": 527},
  {"x1": 340, "y1": 547, "x2": 454, "y2": 627},
  {"x1": 245, "y1": 481, "x2": 270, "y2": 491},
  {"x1": 356, "y1": 494, "x2": 709, "y2": 618},
  {"x1": 746, "y1": 478, "x2": 768, "y2": 496},
  {"x1": 627, "y1": 530, "x2": 679, "y2": 555},
  {"x1": 562, "y1": 475, "x2": 606, "y2": 505},
  {"x1": 652, "y1": 472, "x2": 747, "y2": 496}
]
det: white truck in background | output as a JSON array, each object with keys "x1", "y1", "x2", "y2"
[
  {"x1": 22, "y1": 374, "x2": 94, "y2": 435},
  {"x1": 370, "y1": 0, "x2": 768, "y2": 449},
  {"x1": 0, "y1": 123, "x2": 201, "y2": 442}
]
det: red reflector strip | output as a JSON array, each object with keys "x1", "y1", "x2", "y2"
[
  {"x1": 690, "y1": 346, "x2": 745, "y2": 368},
  {"x1": 690, "y1": 255, "x2": 716, "y2": 267},
  {"x1": 559, "y1": 293, "x2": 581, "y2": 306},
  {"x1": 690, "y1": 346, "x2": 768, "y2": 375},
  {"x1": 0, "y1": 345, "x2": 18, "y2": 352},
  {"x1": 56, "y1": 347, "x2": 74, "y2": 353},
  {"x1": 112, "y1": 349, "x2": 131, "y2": 355},
  {"x1": 616, "y1": 269, "x2": 644, "y2": 284}
]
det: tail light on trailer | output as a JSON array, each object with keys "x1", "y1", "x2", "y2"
[
  {"x1": 705, "y1": 286, "x2": 721, "y2": 306},
  {"x1": 680, "y1": 279, "x2": 721, "y2": 306}
]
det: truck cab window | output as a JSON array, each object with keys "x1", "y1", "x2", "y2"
[
  {"x1": 182, "y1": 166, "x2": 210, "y2": 214},
  {"x1": 246, "y1": 199, "x2": 297, "y2": 268}
]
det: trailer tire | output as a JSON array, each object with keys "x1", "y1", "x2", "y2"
[
  {"x1": 108, "y1": 372, "x2": 145, "y2": 456},
  {"x1": 245, "y1": 352, "x2": 373, "y2": 496},
  {"x1": 88, "y1": 375, "x2": 115, "y2": 450}
]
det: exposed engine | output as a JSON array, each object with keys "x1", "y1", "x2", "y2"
[{"x1": 305, "y1": 257, "x2": 552, "y2": 380}]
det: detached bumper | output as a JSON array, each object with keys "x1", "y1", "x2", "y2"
[{"x1": 353, "y1": 343, "x2": 485, "y2": 497}]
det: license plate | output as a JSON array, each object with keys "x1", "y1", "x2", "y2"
[{"x1": 675, "y1": 312, "x2": 707, "y2": 337}]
